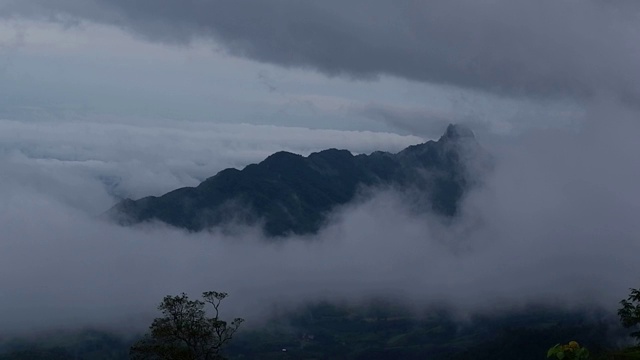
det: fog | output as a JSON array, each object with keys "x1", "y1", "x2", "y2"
[
  {"x1": 1, "y1": 0, "x2": 639, "y2": 340},
  {"x1": 0, "y1": 119, "x2": 422, "y2": 212},
  {"x1": 1, "y1": 108, "x2": 638, "y2": 334}
]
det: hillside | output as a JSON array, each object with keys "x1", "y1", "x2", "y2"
[{"x1": 108, "y1": 124, "x2": 485, "y2": 236}]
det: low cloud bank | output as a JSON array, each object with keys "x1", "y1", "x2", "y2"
[
  {"x1": 0, "y1": 119, "x2": 423, "y2": 213},
  {"x1": 1, "y1": 113, "x2": 639, "y2": 334}
]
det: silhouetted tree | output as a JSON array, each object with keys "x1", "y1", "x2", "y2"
[
  {"x1": 618, "y1": 287, "x2": 640, "y2": 343},
  {"x1": 130, "y1": 291, "x2": 244, "y2": 360}
]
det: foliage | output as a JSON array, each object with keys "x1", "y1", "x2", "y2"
[
  {"x1": 0, "y1": 330, "x2": 131, "y2": 360},
  {"x1": 592, "y1": 346, "x2": 640, "y2": 360},
  {"x1": 0, "y1": 303, "x2": 616, "y2": 360},
  {"x1": 619, "y1": 288, "x2": 640, "y2": 342},
  {"x1": 547, "y1": 341, "x2": 590, "y2": 359},
  {"x1": 130, "y1": 291, "x2": 244, "y2": 360},
  {"x1": 0, "y1": 348, "x2": 71, "y2": 360},
  {"x1": 226, "y1": 302, "x2": 611, "y2": 360}
]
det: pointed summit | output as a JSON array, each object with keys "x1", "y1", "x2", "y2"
[{"x1": 442, "y1": 124, "x2": 475, "y2": 141}]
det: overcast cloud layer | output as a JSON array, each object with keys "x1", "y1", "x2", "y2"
[{"x1": 2, "y1": 0, "x2": 640, "y2": 105}]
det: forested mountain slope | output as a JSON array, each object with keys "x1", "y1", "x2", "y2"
[{"x1": 108, "y1": 124, "x2": 484, "y2": 236}]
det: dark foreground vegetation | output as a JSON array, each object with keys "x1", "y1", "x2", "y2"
[
  {"x1": 0, "y1": 304, "x2": 632, "y2": 360},
  {"x1": 2, "y1": 287, "x2": 638, "y2": 359},
  {"x1": 226, "y1": 303, "x2": 617, "y2": 360}
]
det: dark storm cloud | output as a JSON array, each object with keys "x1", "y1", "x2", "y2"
[{"x1": 3, "y1": 0, "x2": 640, "y2": 103}]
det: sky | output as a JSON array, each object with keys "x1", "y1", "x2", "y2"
[{"x1": 0, "y1": 0, "x2": 639, "y2": 334}]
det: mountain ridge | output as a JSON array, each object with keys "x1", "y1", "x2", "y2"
[{"x1": 108, "y1": 124, "x2": 484, "y2": 237}]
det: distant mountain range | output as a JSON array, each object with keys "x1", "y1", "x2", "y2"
[{"x1": 108, "y1": 124, "x2": 485, "y2": 237}]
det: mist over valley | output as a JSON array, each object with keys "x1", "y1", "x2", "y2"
[{"x1": 1, "y1": 1, "x2": 640, "y2": 358}]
